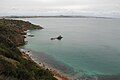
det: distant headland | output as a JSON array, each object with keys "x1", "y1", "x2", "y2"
[{"x1": 0, "y1": 15, "x2": 113, "y2": 19}]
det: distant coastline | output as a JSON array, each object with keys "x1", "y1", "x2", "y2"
[{"x1": 0, "y1": 15, "x2": 115, "y2": 19}]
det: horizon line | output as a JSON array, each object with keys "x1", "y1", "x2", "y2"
[{"x1": 0, "y1": 15, "x2": 118, "y2": 19}]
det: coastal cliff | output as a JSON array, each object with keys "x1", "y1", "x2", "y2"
[{"x1": 0, "y1": 19, "x2": 57, "y2": 80}]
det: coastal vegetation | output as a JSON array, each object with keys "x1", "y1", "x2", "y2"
[{"x1": 0, "y1": 19, "x2": 57, "y2": 80}]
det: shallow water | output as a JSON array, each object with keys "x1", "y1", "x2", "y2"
[{"x1": 19, "y1": 18, "x2": 120, "y2": 79}]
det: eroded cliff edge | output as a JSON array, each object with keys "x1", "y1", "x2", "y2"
[{"x1": 0, "y1": 19, "x2": 57, "y2": 80}]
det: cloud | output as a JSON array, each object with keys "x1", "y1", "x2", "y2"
[{"x1": 0, "y1": 0, "x2": 120, "y2": 16}]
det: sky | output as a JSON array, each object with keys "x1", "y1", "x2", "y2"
[{"x1": 0, "y1": 0, "x2": 120, "y2": 17}]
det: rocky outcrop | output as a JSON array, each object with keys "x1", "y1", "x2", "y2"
[
  {"x1": 0, "y1": 19, "x2": 57, "y2": 80},
  {"x1": 0, "y1": 19, "x2": 43, "y2": 46}
]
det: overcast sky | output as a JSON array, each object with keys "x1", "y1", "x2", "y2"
[{"x1": 0, "y1": 0, "x2": 120, "y2": 17}]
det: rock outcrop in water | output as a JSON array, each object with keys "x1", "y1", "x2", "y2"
[{"x1": 0, "y1": 19, "x2": 57, "y2": 80}]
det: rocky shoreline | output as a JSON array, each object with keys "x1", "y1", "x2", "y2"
[
  {"x1": 20, "y1": 28, "x2": 70, "y2": 80},
  {"x1": 0, "y1": 19, "x2": 57, "y2": 80},
  {"x1": 20, "y1": 48, "x2": 70, "y2": 80}
]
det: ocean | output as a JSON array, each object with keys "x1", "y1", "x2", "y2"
[{"x1": 19, "y1": 17, "x2": 120, "y2": 79}]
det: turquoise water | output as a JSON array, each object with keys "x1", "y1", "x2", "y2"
[{"x1": 21, "y1": 18, "x2": 120, "y2": 78}]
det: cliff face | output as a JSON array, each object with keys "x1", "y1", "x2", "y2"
[
  {"x1": 0, "y1": 19, "x2": 43, "y2": 46},
  {"x1": 0, "y1": 19, "x2": 57, "y2": 80}
]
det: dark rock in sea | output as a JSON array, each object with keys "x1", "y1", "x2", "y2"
[
  {"x1": 28, "y1": 35, "x2": 34, "y2": 37},
  {"x1": 51, "y1": 35, "x2": 63, "y2": 40}
]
